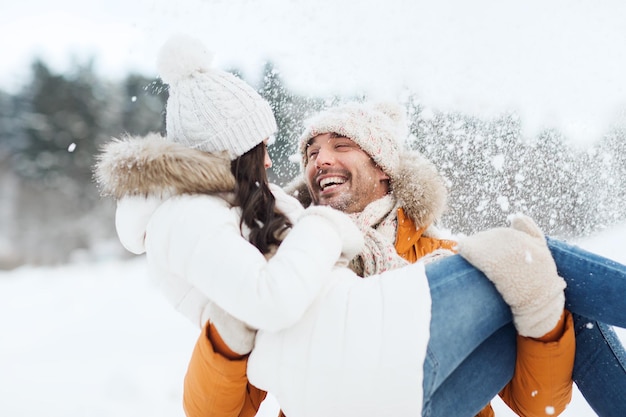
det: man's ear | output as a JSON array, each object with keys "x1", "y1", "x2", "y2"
[
  {"x1": 376, "y1": 167, "x2": 391, "y2": 195},
  {"x1": 376, "y1": 165, "x2": 390, "y2": 181}
]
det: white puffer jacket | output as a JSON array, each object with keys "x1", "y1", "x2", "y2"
[{"x1": 95, "y1": 133, "x2": 432, "y2": 417}]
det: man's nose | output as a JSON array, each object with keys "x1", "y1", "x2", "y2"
[{"x1": 314, "y1": 148, "x2": 334, "y2": 168}]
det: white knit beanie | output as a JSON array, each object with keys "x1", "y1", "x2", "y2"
[
  {"x1": 298, "y1": 101, "x2": 408, "y2": 178},
  {"x1": 157, "y1": 35, "x2": 277, "y2": 160}
]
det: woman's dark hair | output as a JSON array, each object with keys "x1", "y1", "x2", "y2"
[{"x1": 231, "y1": 142, "x2": 292, "y2": 254}]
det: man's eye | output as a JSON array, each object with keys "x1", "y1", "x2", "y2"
[{"x1": 307, "y1": 151, "x2": 318, "y2": 159}]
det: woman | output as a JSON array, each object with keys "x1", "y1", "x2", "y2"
[{"x1": 95, "y1": 35, "x2": 626, "y2": 417}]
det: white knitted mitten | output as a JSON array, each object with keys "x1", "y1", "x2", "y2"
[
  {"x1": 456, "y1": 214, "x2": 566, "y2": 338},
  {"x1": 269, "y1": 183, "x2": 305, "y2": 224},
  {"x1": 299, "y1": 205, "x2": 365, "y2": 265},
  {"x1": 204, "y1": 301, "x2": 256, "y2": 356}
]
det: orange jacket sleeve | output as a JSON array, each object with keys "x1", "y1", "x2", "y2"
[
  {"x1": 395, "y1": 210, "x2": 575, "y2": 417},
  {"x1": 474, "y1": 311, "x2": 575, "y2": 417},
  {"x1": 497, "y1": 310, "x2": 575, "y2": 416},
  {"x1": 183, "y1": 322, "x2": 268, "y2": 417}
]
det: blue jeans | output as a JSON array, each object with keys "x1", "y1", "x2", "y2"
[
  {"x1": 548, "y1": 237, "x2": 626, "y2": 417},
  {"x1": 421, "y1": 238, "x2": 626, "y2": 417}
]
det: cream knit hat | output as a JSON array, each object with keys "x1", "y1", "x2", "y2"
[
  {"x1": 157, "y1": 35, "x2": 277, "y2": 160},
  {"x1": 298, "y1": 101, "x2": 408, "y2": 177}
]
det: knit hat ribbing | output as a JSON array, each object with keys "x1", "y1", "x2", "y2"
[
  {"x1": 298, "y1": 101, "x2": 408, "y2": 177},
  {"x1": 158, "y1": 35, "x2": 277, "y2": 160}
]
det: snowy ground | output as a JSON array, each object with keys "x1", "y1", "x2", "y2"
[{"x1": 1, "y1": 224, "x2": 625, "y2": 417}]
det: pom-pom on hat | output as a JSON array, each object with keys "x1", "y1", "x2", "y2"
[
  {"x1": 158, "y1": 34, "x2": 277, "y2": 160},
  {"x1": 298, "y1": 101, "x2": 408, "y2": 178}
]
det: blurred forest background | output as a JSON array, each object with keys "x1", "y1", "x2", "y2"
[{"x1": 1, "y1": 58, "x2": 625, "y2": 269}]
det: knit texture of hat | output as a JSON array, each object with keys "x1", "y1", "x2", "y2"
[
  {"x1": 298, "y1": 101, "x2": 407, "y2": 177},
  {"x1": 157, "y1": 35, "x2": 277, "y2": 160}
]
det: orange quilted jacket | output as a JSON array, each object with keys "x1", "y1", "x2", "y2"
[{"x1": 183, "y1": 208, "x2": 575, "y2": 417}]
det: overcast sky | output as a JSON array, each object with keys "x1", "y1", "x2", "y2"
[{"x1": 2, "y1": 0, "x2": 626, "y2": 144}]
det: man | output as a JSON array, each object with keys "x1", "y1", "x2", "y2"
[{"x1": 182, "y1": 101, "x2": 575, "y2": 417}]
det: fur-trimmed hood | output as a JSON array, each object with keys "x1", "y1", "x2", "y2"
[
  {"x1": 285, "y1": 151, "x2": 448, "y2": 229},
  {"x1": 94, "y1": 132, "x2": 235, "y2": 199},
  {"x1": 94, "y1": 133, "x2": 448, "y2": 231}
]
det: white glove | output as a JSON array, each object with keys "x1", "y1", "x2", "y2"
[
  {"x1": 204, "y1": 301, "x2": 256, "y2": 356},
  {"x1": 299, "y1": 205, "x2": 365, "y2": 265},
  {"x1": 269, "y1": 183, "x2": 305, "y2": 224},
  {"x1": 456, "y1": 214, "x2": 566, "y2": 338}
]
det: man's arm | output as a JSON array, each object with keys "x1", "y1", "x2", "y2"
[
  {"x1": 498, "y1": 310, "x2": 575, "y2": 416},
  {"x1": 183, "y1": 322, "x2": 267, "y2": 417},
  {"x1": 396, "y1": 211, "x2": 575, "y2": 417}
]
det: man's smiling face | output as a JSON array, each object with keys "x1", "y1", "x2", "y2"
[{"x1": 304, "y1": 133, "x2": 390, "y2": 213}]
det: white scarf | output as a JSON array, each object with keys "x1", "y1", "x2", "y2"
[{"x1": 348, "y1": 195, "x2": 410, "y2": 277}]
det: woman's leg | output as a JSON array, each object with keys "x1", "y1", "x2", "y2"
[
  {"x1": 421, "y1": 255, "x2": 516, "y2": 417},
  {"x1": 424, "y1": 325, "x2": 517, "y2": 417},
  {"x1": 421, "y1": 240, "x2": 626, "y2": 416},
  {"x1": 546, "y1": 237, "x2": 626, "y2": 326},
  {"x1": 546, "y1": 238, "x2": 626, "y2": 416},
  {"x1": 571, "y1": 314, "x2": 626, "y2": 417}
]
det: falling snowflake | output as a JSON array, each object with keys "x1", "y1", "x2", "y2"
[
  {"x1": 524, "y1": 250, "x2": 533, "y2": 264},
  {"x1": 496, "y1": 195, "x2": 510, "y2": 212},
  {"x1": 491, "y1": 154, "x2": 505, "y2": 171}
]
